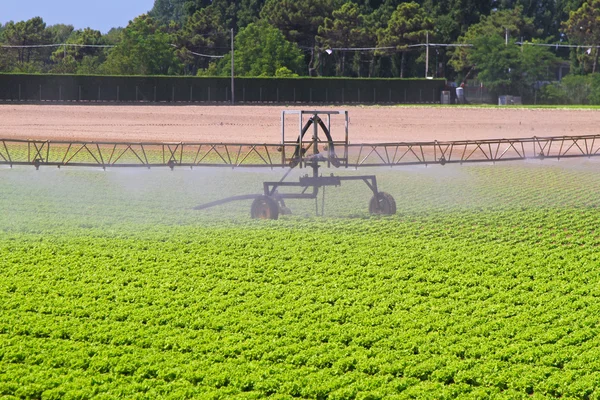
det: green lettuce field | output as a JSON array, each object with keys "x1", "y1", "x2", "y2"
[{"x1": 2, "y1": 161, "x2": 600, "y2": 399}]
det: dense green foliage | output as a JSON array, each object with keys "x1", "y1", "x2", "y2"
[
  {"x1": 540, "y1": 73, "x2": 600, "y2": 104},
  {"x1": 213, "y1": 22, "x2": 305, "y2": 77},
  {"x1": 2, "y1": 161, "x2": 600, "y2": 398},
  {"x1": 1, "y1": 0, "x2": 598, "y2": 95}
]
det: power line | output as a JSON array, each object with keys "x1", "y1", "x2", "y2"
[
  {"x1": 169, "y1": 44, "x2": 225, "y2": 58},
  {"x1": 0, "y1": 43, "x2": 115, "y2": 48},
  {"x1": 517, "y1": 42, "x2": 600, "y2": 49},
  {"x1": 0, "y1": 42, "x2": 227, "y2": 58},
  {"x1": 2, "y1": 40, "x2": 598, "y2": 54},
  {"x1": 322, "y1": 42, "x2": 598, "y2": 52}
]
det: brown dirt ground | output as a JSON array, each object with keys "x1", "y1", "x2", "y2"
[{"x1": 0, "y1": 104, "x2": 598, "y2": 143}]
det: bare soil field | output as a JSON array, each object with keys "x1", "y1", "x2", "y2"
[{"x1": 0, "y1": 104, "x2": 597, "y2": 143}]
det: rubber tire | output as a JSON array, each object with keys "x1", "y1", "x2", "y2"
[
  {"x1": 251, "y1": 196, "x2": 279, "y2": 220},
  {"x1": 369, "y1": 192, "x2": 397, "y2": 215}
]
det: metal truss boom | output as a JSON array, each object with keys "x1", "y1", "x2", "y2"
[{"x1": 2, "y1": 134, "x2": 600, "y2": 169}]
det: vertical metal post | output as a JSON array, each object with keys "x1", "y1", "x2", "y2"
[
  {"x1": 190, "y1": 86, "x2": 193, "y2": 102},
  {"x1": 344, "y1": 111, "x2": 349, "y2": 166},
  {"x1": 59, "y1": 85, "x2": 62, "y2": 101},
  {"x1": 154, "y1": 86, "x2": 157, "y2": 102},
  {"x1": 39, "y1": 85, "x2": 42, "y2": 101},
  {"x1": 425, "y1": 31, "x2": 429, "y2": 78},
  {"x1": 172, "y1": 86, "x2": 175, "y2": 102},
  {"x1": 281, "y1": 110, "x2": 285, "y2": 143},
  {"x1": 281, "y1": 111, "x2": 285, "y2": 164},
  {"x1": 78, "y1": 85, "x2": 81, "y2": 101},
  {"x1": 299, "y1": 112, "x2": 303, "y2": 168},
  {"x1": 231, "y1": 28, "x2": 235, "y2": 105},
  {"x1": 117, "y1": 86, "x2": 120, "y2": 102},
  {"x1": 208, "y1": 86, "x2": 211, "y2": 102},
  {"x1": 373, "y1": 88, "x2": 376, "y2": 104},
  {"x1": 18, "y1": 84, "x2": 21, "y2": 101},
  {"x1": 312, "y1": 113, "x2": 318, "y2": 156}
]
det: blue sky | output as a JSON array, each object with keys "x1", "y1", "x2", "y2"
[{"x1": 1, "y1": 0, "x2": 155, "y2": 33}]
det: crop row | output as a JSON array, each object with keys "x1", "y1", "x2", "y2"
[{"x1": 1, "y1": 161, "x2": 600, "y2": 398}]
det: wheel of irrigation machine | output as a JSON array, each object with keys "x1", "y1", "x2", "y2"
[
  {"x1": 251, "y1": 196, "x2": 280, "y2": 220},
  {"x1": 369, "y1": 192, "x2": 397, "y2": 215}
]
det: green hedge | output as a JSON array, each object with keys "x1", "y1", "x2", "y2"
[
  {"x1": 0, "y1": 74, "x2": 446, "y2": 104},
  {"x1": 539, "y1": 74, "x2": 600, "y2": 105}
]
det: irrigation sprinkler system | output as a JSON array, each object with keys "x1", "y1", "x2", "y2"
[{"x1": 3, "y1": 109, "x2": 600, "y2": 219}]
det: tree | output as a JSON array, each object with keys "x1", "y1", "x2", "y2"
[
  {"x1": 449, "y1": 7, "x2": 538, "y2": 78},
  {"x1": 562, "y1": 0, "x2": 600, "y2": 73},
  {"x1": 261, "y1": 0, "x2": 343, "y2": 75},
  {"x1": 46, "y1": 24, "x2": 74, "y2": 44},
  {"x1": 237, "y1": 0, "x2": 267, "y2": 29},
  {"x1": 50, "y1": 28, "x2": 106, "y2": 74},
  {"x1": 363, "y1": 0, "x2": 408, "y2": 31},
  {"x1": 376, "y1": 2, "x2": 433, "y2": 78},
  {"x1": 520, "y1": 39, "x2": 559, "y2": 90},
  {"x1": 468, "y1": 34, "x2": 521, "y2": 95},
  {"x1": 149, "y1": 0, "x2": 189, "y2": 24},
  {"x1": 423, "y1": 0, "x2": 494, "y2": 41},
  {"x1": 316, "y1": 2, "x2": 372, "y2": 76},
  {"x1": 0, "y1": 23, "x2": 10, "y2": 72},
  {"x1": 215, "y1": 21, "x2": 305, "y2": 76},
  {"x1": 101, "y1": 15, "x2": 182, "y2": 75},
  {"x1": 468, "y1": 34, "x2": 558, "y2": 100},
  {"x1": 491, "y1": 0, "x2": 557, "y2": 38},
  {"x1": 2, "y1": 17, "x2": 51, "y2": 71},
  {"x1": 175, "y1": 6, "x2": 229, "y2": 74},
  {"x1": 103, "y1": 28, "x2": 123, "y2": 45}
]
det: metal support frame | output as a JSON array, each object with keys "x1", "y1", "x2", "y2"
[
  {"x1": 193, "y1": 110, "x2": 377, "y2": 215},
  {"x1": 3, "y1": 134, "x2": 600, "y2": 169},
  {"x1": 264, "y1": 110, "x2": 375, "y2": 213}
]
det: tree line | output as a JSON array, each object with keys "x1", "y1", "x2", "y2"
[{"x1": 1, "y1": 0, "x2": 599, "y2": 103}]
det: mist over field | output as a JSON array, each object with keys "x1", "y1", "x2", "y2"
[{"x1": 2, "y1": 160, "x2": 600, "y2": 229}]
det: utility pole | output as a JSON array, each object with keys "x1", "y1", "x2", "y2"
[
  {"x1": 521, "y1": 36, "x2": 524, "y2": 53},
  {"x1": 425, "y1": 31, "x2": 429, "y2": 78},
  {"x1": 231, "y1": 28, "x2": 234, "y2": 105}
]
